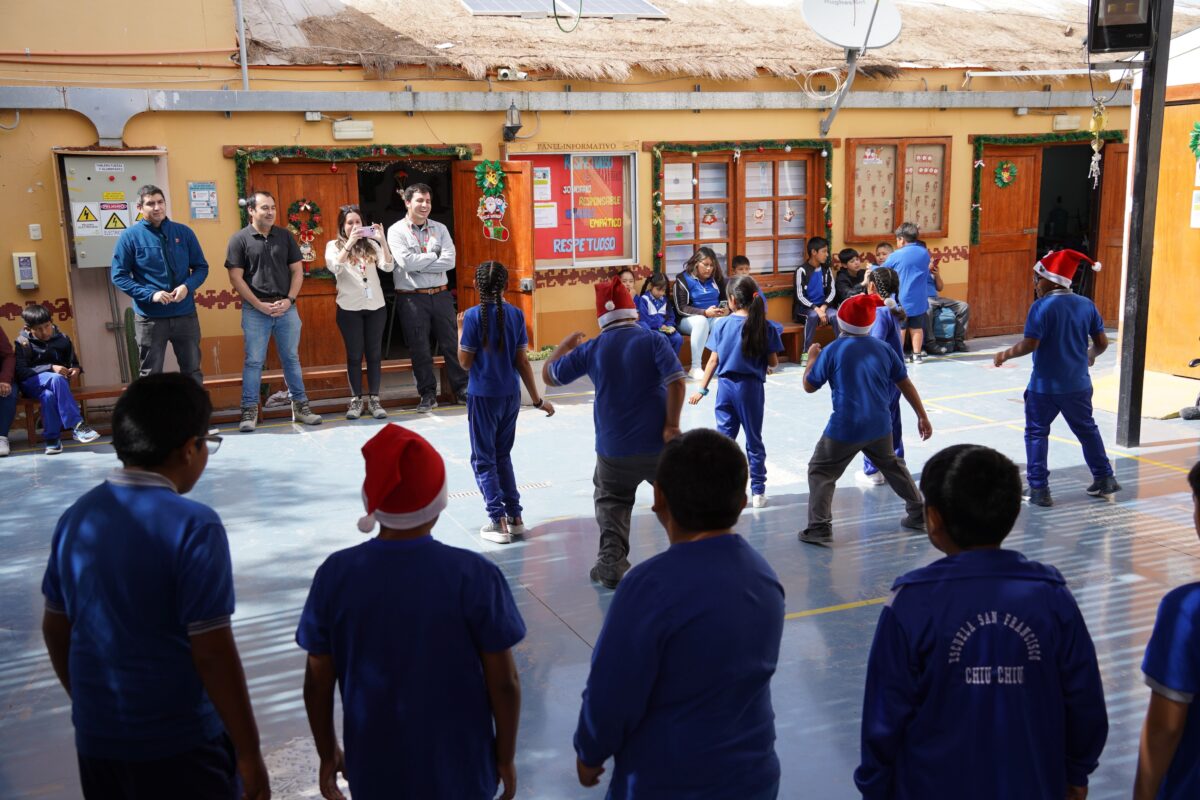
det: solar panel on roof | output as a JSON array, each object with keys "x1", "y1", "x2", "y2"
[
  {"x1": 554, "y1": 0, "x2": 668, "y2": 18},
  {"x1": 461, "y1": 0, "x2": 556, "y2": 17}
]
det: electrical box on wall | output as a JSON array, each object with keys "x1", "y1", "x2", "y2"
[
  {"x1": 13, "y1": 252, "x2": 38, "y2": 289},
  {"x1": 62, "y1": 155, "x2": 159, "y2": 269}
]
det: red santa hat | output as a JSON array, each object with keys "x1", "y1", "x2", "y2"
[
  {"x1": 356, "y1": 424, "x2": 448, "y2": 533},
  {"x1": 1034, "y1": 249, "x2": 1100, "y2": 287},
  {"x1": 839, "y1": 292, "x2": 889, "y2": 335},
  {"x1": 595, "y1": 276, "x2": 639, "y2": 327}
]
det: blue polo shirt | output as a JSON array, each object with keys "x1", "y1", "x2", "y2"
[
  {"x1": 297, "y1": 535, "x2": 526, "y2": 800},
  {"x1": 855, "y1": 549, "x2": 1107, "y2": 799},
  {"x1": 41, "y1": 470, "x2": 235, "y2": 760},
  {"x1": 870, "y1": 308, "x2": 904, "y2": 403},
  {"x1": 882, "y1": 245, "x2": 931, "y2": 317},
  {"x1": 548, "y1": 322, "x2": 686, "y2": 458},
  {"x1": 709, "y1": 314, "x2": 784, "y2": 382},
  {"x1": 575, "y1": 534, "x2": 785, "y2": 799},
  {"x1": 1024, "y1": 290, "x2": 1104, "y2": 395},
  {"x1": 806, "y1": 335, "x2": 907, "y2": 443},
  {"x1": 926, "y1": 273, "x2": 939, "y2": 298},
  {"x1": 111, "y1": 218, "x2": 209, "y2": 318},
  {"x1": 459, "y1": 302, "x2": 528, "y2": 397},
  {"x1": 1141, "y1": 582, "x2": 1200, "y2": 800},
  {"x1": 680, "y1": 273, "x2": 721, "y2": 311}
]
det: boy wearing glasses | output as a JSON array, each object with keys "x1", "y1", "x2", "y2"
[{"x1": 41, "y1": 374, "x2": 269, "y2": 799}]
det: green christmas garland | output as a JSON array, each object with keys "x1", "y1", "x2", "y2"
[
  {"x1": 233, "y1": 144, "x2": 474, "y2": 226},
  {"x1": 1191, "y1": 122, "x2": 1200, "y2": 160},
  {"x1": 993, "y1": 161, "x2": 1018, "y2": 188},
  {"x1": 969, "y1": 130, "x2": 1125, "y2": 244},
  {"x1": 650, "y1": 140, "x2": 834, "y2": 274},
  {"x1": 475, "y1": 160, "x2": 506, "y2": 197}
]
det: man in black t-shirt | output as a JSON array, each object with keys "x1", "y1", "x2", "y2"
[{"x1": 225, "y1": 190, "x2": 322, "y2": 431}]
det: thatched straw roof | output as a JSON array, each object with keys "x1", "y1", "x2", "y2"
[{"x1": 244, "y1": 0, "x2": 1200, "y2": 81}]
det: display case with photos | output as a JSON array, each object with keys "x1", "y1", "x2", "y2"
[{"x1": 844, "y1": 137, "x2": 951, "y2": 242}]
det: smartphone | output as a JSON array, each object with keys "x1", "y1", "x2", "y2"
[
  {"x1": 719, "y1": 300, "x2": 729, "y2": 311},
  {"x1": 356, "y1": 227, "x2": 376, "y2": 238}
]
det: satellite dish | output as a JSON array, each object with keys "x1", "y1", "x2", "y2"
[{"x1": 802, "y1": 0, "x2": 902, "y2": 50}]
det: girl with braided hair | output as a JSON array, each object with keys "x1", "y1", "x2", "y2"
[
  {"x1": 458, "y1": 261, "x2": 555, "y2": 544},
  {"x1": 858, "y1": 266, "x2": 910, "y2": 487}
]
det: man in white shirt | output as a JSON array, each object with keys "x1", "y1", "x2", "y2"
[{"x1": 386, "y1": 184, "x2": 469, "y2": 412}]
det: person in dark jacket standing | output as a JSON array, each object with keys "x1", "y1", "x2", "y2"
[
  {"x1": 111, "y1": 185, "x2": 208, "y2": 382},
  {"x1": 792, "y1": 236, "x2": 840, "y2": 360}
]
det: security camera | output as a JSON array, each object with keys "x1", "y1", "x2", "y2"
[
  {"x1": 497, "y1": 68, "x2": 514, "y2": 80},
  {"x1": 516, "y1": 71, "x2": 528, "y2": 81}
]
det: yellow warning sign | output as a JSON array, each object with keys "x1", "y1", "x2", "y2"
[
  {"x1": 77, "y1": 206, "x2": 98, "y2": 222},
  {"x1": 102, "y1": 191, "x2": 125, "y2": 202},
  {"x1": 134, "y1": 212, "x2": 144, "y2": 222},
  {"x1": 105, "y1": 213, "x2": 127, "y2": 231}
]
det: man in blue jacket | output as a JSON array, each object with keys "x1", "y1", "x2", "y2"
[{"x1": 111, "y1": 185, "x2": 208, "y2": 382}]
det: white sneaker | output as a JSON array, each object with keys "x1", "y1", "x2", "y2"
[
  {"x1": 72, "y1": 422, "x2": 100, "y2": 444},
  {"x1": 690, "y1": 368, "x2": 705, "y2": 381},
  {"x1": 0, "y1": 436, "x2": 9, "y2": 457},
  {"x1": 480, "y1": 520, "x2": 512, "y2": 544},
  {"x1": 856, "y1": 470, "x2": 886, "y2": 487},
  {"x1": 506, "y1": 517, "x2": 528, "y2": 536},
  {"x1": 751, "y1": 493, "x2": 767, "y2": 508}
]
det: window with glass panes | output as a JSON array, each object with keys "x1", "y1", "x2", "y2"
[{"x1": 660, "y1": 151, "x2": 820, "y2": 277}]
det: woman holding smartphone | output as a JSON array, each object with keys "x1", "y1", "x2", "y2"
[
  {"x1": 326, "y1": 204, "x2": 396, "y2": 419},
  {"x1": 671, "y1": 246, "x2": 729, "y2": 380}
]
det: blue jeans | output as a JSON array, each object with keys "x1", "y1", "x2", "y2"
[
  {"x1": 1024, "y1": 389, "x2": 1113, "y2": 490},
  {"x1": 241, "y1": 304, "x2": 306, "y2": 407},
  {"x1": 468, "y1": 393, "x2": 522, "y2": 521},
  {"x1": 0, "y1": 383, "x2": 15, "y2": 437},
  {"x1": 19, "y1": 372, "x2": 82, "y2": 441},
  {"x1": 677, "y1": 314, "x2": 712, "y2": 372}
]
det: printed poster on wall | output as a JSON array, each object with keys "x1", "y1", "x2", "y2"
[
  {"x1": 510, "y1": 153, "x2": 630, "y2": 264},
  {"x1": 188, "y1": 180, "x2": 219, "y2": 220}
]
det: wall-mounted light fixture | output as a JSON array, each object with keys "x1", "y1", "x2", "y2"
[{"x1": 503, "y1": 102, "x2": 523, "y2": 141}]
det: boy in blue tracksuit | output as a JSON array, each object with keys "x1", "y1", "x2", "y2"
[
  {"x1": 635, "y1": 272, "x2": 683, "y2": 355},
  {"x1": 1133, "y1": 460, "x2": 1200, "y2": 799},
  {"x1": 856, "y1": 444, "x2": 1108, "y2": 800},
  {"x1": 993, "y1": 249, "x2": 1118, "y2": 507},
  {"x1": 574, "y1": 429, "x2": 785, "y2": 799},
  {"x1": 545, "y1": 276, "x2": 687, "y2": 589},
  {"x1": 14, "y1": 304, "x2": 99, "y2": 453}
]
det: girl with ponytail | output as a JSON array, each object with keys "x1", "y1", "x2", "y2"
[
  {"x1": 458, "y1": 261, "x2": 555, "y2": 544},
  {"x1": 688, "y1": 274, "x2": 783, "y2": 507},
  {"x1": 636, "y1": 272, "x2": 683, "y2": 355},
  {"x1": 857, "y1": 266, "x2": 909, "y2": 487}
]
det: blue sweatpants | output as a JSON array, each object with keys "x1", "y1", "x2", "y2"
[
  {"x1": 468, "y1": 392, "x2": 523, "y2": 521},
  {"x1": 661, "y1": 329, "x2": 684, "y2": 356},
  {"x1": 19, "y1": 372, "x2": 82, "y2": 441},
  {"x1": 1024, "y1": 388, "x2": 1113, "y2": 490},
  {"x1": 862, "y1": 393, "x2": 904, "y2": 475},
  {"x1": 0, "y1": 383, "x2": 15, "y2": 437},
  {"x1": 715, "y1": 375, "x2": 767, "y2": 495}
]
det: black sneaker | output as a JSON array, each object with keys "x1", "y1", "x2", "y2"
[
  {"x1": 1181, "y1": 406, "x2": 1200, "y2": 420},
  {"x1": 799, "y1": 527, "x2": 833, "y2": 545},
  {"x1": 1086, "y1": 476, "x2": 1122, "y2": 497},
  {"x1": 900, "y1": 512, "x2": 926, "y2": 531},
  {"x1": 416, "y1": 395, "x2": 437, "y2": 414},
  {"x1": 954, "y1": 341, "x2": 969, "y2": 352},
  {"x1": 589, "y1": 563, "x2": 623, "y2": 590},
  {"x1": 1027, "y1": 487, "x2": 1053, "y2": 507},
  {"x1": 455, "y1": 390, "x2": 470, "y2": 405}
]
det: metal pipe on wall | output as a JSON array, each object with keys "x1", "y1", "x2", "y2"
[{"x1": 235, "y1": 0, "x2": 250, "y2": 92}]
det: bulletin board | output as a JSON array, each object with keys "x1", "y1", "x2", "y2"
[
  {"x1": 845, "y1": 137, "x2": 952, "y2": 242},
  {"x1": 847, "y1": 141, "x2": 898, "y2": 241}
]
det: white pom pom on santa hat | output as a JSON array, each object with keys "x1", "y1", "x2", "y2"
[
  {"x1": 1092, "y1": 261, "x2": 1102, "y2": 272},
  {"x1": 884, "y1": 297, "x2": 897, "y2": 309},
  {"x1": 605, "y1": 300, "x2": 615, "y2": 310}
]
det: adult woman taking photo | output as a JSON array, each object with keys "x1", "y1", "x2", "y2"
[
  {"x1": 671, "y1": 246, "x2": 729, "y2": 379},
  {"x1": 325, "y1": 204, "x2": 396, "y2": 420}
]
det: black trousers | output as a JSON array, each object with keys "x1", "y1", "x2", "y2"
[
  {"x1": 396, "y1": 290, "x2": 468, "y2": 399},
  {"x1": 336, "y1": 305, "x2": 387, "y2": 396},
  {"x1": 78, "y1": 732, "x2": 239, "y2": 800}
]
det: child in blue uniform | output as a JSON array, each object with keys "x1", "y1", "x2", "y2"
[
  {"x1": 1133, "y1": 460, "x2": 1200, "y2": 799},
  {"x1": 42, "y1": 374, "x2": 269, "y2": 800},
  {"x1": 635, "y1": 272, "x2": 683, "y2": 355},
  {"x1": 800, "y1": 292, "x2": 932, "y2": 544},
  {"x1": 879, "y1": 222, "x2": 931, "y2": 362},
  {"x1": 545, "y1": 276, "x2": 687, "y2": 589},
  {"x1": 574, "y1": 429, "x2": 785, "y2": 799},
  {"x1": 14, "y1": 304, "x2": 99, "y2": 453},
  {"x1": 856, "y1": 444, "x2": 1108, "y2": 800},
  {"x1": 689, "y1": 275, "x2": 783, "y2": 508},
  {"x1": 857, "y1": 267, "x2": 908, "y2": 488},
  {"x1": 459, "y1": 261, "x2": 555, "y2": 544},
  {"x1": 297, "y1": 424, "x2": 526, "y2": 800},
  {"x1": 792, "y1": 236, "x2": 839, "y2": 357},
  {"x1": 993, "y1": 249, "x2": 1119, "y2": 507}
]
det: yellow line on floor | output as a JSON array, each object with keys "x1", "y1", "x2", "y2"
[
  {"x1": 924, "y1": 402, "x2": 995, "y2": 424},
  {"x1": 924, "y1": 387, "x2": 1021, "y2": 403},
  {"x1": 785, "y1": 596, "x2": 887, "y2": 620}
]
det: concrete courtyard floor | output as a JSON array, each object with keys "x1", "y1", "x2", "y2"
[{"x1": 2, "y1": 332, "x2": 1198, "y2": 798}]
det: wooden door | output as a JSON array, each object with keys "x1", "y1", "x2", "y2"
[
  {"x1": 1094, "y1": 143, "x2": 1128, "y2": 327},
  {"x1": 451, "y1": 161, "x2": 535, "y2": 345},
  {"x1": 968, "y1": 145, "x2": 1042, "y2": 336},
  {"x1": 247, "y1": 160, "x2": 358, "y2": 369}
]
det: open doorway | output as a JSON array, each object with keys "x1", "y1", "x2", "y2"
[
  {"x1": 1038, "y1": 145, "x2": 1100, "y2": 298},
  {"x1": 356, "y1": 158, "x2": 457, "y2": 356}
]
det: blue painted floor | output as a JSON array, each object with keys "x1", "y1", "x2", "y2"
[{"x1": 2, "y1": 332, "x2": 1198, "y2": 799}]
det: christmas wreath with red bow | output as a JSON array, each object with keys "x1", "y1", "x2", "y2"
[{"x1": 286, "y1": 199, "x2": 324, "y2": 242}]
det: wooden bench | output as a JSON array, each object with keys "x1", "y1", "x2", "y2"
[
  {"x1": 678, "y1": 321, "x2": 813, "y2": 368},
  {"x1": 17, "y1": 357, "x2": 453, "y2": 441}
]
